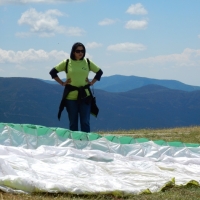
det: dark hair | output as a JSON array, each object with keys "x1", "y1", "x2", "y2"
[{"x1": 70, "y1": 42, "x2": 86, "y2": 60}]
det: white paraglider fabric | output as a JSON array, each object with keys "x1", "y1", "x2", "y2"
[{"x1": 0, "y1": 125, "x2": 199, "y2": 195}]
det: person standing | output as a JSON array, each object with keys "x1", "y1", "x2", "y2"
[{"x1": 49, "y1": 42, "x2": 103, "y2": 132}]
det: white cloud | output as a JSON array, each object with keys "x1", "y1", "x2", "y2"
[
  {"x1": 17, "y1": 8, "x2": 85, "y2": 37},
  {"x1": 98, "y1": 18, "x2": 116, "y2": 26},
  {"x1": 112, "y1": 48, "x2": 200, "y2": 86},
  {"x1": 198, "y1": 34, "x2": 200, "y2": 38},
  {"x1": 0, "y1": 0, "x2": 84, "y2": 5},
  {"x1": 0, "y1": 48, "x2": 69, "y2": 64},
  {"x1": 119, "y1": 48, "x2": 200, "y2": 67},
  {"x1": 18, "y1": 9, "x2": 63, "y2": 32},
  {"x1": 86, "y1": 42, "x2": 102, "y2": 49},
  {"x1": 107, "y1": 43, "x2": 146, "y2": 52},
  {"x1": 125, "y1": 20, "x2": 148, "y2": 30},
  {"x1": 126, "y1": 3, "x2": 148, "y2": 15}
]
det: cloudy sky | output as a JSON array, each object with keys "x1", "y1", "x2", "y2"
[{"x1": 1, "y1": 0, "x2": 200, "y2": 86}]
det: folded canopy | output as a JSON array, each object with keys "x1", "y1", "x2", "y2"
[{"x1": 0, "y1": 123, "x2": 199, "y2": 195}]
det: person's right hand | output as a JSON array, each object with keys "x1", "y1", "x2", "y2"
[{"x1": 63, "y1": 78, "x2": 71, "y2": 86}]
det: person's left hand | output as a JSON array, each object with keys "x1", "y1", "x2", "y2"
[
  {"x1": 86, "y1": 78, "x2": 93, "y2": 85},
  {"x1": 86, "y1": 78, "x2": 96, "y2": 86},
  {"x1": 89, "y1": 80, "x2": 96, "y2": 86}
]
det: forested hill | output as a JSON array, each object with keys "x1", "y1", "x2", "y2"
[{"x1": 1, "y1": 77, "x2": 200, "y2": 131}]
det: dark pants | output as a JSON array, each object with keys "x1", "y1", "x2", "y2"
[{"x1": 65, "y1": 99, "x2": 91, "y2": 132}]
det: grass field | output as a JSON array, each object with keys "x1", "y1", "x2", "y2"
[{"x1": 0, "y1": 126, "x2": 200, "y2": 200}]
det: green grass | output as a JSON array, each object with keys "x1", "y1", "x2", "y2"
[
  {"x1": 0, "y1": 126, "x2": 200, "y2": 200},
  {"x1": 1, "y1": 185, "x2": 200, "y2": 200}
]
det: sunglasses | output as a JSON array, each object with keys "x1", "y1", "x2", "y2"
[{"x1": 75, "y1": 49, "x2": 84, "y2": 53}]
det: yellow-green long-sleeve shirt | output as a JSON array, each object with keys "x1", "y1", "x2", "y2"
[{"x1": 55, "y1": 58, "x2": 100, "y2": 100}]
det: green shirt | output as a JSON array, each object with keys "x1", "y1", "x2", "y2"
[{"x1": 55, "y1": 58, "x2": 100, "y2": 100}]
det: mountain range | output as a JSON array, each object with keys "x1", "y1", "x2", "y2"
[
  {"x1": 44, "y1": 74, "x2": 200, "y2": 92},
  {"x1": 1, "y1": 76, "x2": 200, "y2": 131}
]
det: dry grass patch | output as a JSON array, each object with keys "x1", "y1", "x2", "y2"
[{"x1": 99, "y1": 126, "x2": 200, "y2": 144}]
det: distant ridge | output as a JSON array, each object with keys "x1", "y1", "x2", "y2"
[
  {"x1": 42, "y1": 75, "x2": 200, "y2": 92},
  {"x1": 94, "y1": 75, "x2": 200, "y2": 92}
]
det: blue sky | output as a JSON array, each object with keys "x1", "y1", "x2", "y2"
[{"x1": 1, "y1": 0, "x2": 200, "y2": 86}]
